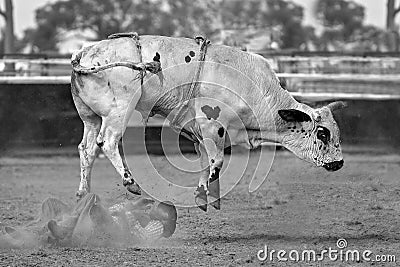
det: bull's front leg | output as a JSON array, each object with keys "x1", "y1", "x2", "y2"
[
  {"x1": 194, "y1": 143, "x2": 210, "y2": 212},
  {"x1": 195, "y1": 119, "x2": 225, "y2": 211}
]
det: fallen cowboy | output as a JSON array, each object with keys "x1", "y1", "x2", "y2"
[{"x1": 0, "y1": 194, "x2": 177, "y2": 248}]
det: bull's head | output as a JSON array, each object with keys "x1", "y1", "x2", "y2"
[{"x1": 277, "y1": 101, "x2": 346, "y2": 171}]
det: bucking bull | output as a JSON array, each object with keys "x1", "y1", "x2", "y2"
[{"x1": 70, "y1": 33, "x2": 345, "y2": 212}]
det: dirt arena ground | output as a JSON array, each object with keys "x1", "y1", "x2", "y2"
[{"x1": 1, "y1": 149, "x2": 400, "y2": 266}]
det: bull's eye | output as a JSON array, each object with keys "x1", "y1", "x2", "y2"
[{"x1": 316, "y1": 126, "x2": 330, "y2": 145}]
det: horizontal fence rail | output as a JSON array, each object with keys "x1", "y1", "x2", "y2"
[
  {"x1": 0, "y1": 76, "x2": 71, "y2": 84},
  {"x1": 3, "y1": 73, "x2": 400, "y2": 83},
  {"x1": 0, "y1": 58, "x2": 70, "y2": 64},
  {"x1": 277, "y1": 73, "x2": 400, "y2": 82},
  {"x1": 0, "y1": 56, "x2": 399, "y2": 100},
  {"x1": 1, "y1": 74, "x2": 399, "y2": 101}
]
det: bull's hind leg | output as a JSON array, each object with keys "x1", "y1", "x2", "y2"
[
  {"x1": 72, "y1": 94, "x2": 101, "y2": 199},
  {"x1": 97, "y1": 113, "x2": 141, "y2": 195}
]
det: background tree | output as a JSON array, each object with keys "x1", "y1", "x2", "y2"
[
  {"x1": 22, "y1": 0, "x2": 219, "y2": 52},
  {"x1": 12, "y1": 0, "x2": 400, "y2": 54},
  {"x1": 219, "y1": 0, "x2": 265, "y2": 28},
  {"x1": 387, "y1": 0, "x2": 400, "y2": 30},
  {"x1": 351, "y1": 25, "x2": 390, "y2": 51},
  {"x1": 22, "y1": 0, "x2": 315, "y2": 52},
  {"x1": 0, "y1": 0, "x2": 15, "y2": 72},
  {"x1": 316, "y1": 0, "x2": 365, "y2": 50},
  {"x1": 163, "y1": 0, "x2": 219, "y2": 37},
  {"x1": 0, "y1": 0, "x2": 14, "y2": 53},
  {"x1": 386, "y1": 0, "x2": 400, "y2": 51},
  {"x1": 263, "y1": 0, "x2": 312, "y2": 49},
  {"x1": 219, "y1": 0, "x2": 314, "y2": 49}
]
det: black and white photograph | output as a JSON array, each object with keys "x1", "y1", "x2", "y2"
[{"x1": 0, "y1": 0, "x2": 399, "y2": 266}]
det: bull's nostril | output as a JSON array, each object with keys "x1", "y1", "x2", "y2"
[
  {"x1": 323, "y1": 159, "x2": 344, "y2": 171},
  {"x1": 338, "y1": 159, "x2": 344, "y2": 168}
]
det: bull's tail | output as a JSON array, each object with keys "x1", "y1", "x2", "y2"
[{"x1": 70, "y1": 50, "x2": 161, "y2": 75}]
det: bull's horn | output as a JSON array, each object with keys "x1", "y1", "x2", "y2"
[{"x1": 327, "y1": 101, "x2": 347, "y2": 112}]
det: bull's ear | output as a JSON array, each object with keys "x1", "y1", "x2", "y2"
[
  {"x1": 278, "y1": 109, "x2": 312, "y2": 122},
  {"x1": 326, "y1": 101, "x2": 347, "y2": 112}
]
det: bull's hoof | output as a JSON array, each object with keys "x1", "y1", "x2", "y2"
[
  {"x1": 208, "y1": 178, "x2": 220, "y2": 210},
  {"x1": 123, "y1": 177, "x2": 142, "y2": 195},
  {"x1": 195, "y1": 186, "x2": 208, "y2": 212},
  {"x1": 209, "y1": 197, "x2": 220, "y2": 210},
  {"x1": 125, "y1": 182, "x2": 142, "y2": 195},
  {"x1": 75, "y1": 190, "x2": 87, "y2": 201}
]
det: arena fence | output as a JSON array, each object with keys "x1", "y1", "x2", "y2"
[
  {"x1": 0, "y1": 74, "x2": 398, "y2": 101},
  {"x1": 1, "y1": 55, "x2": 400, "y2": 100},
  {"x1": 0, "y1": 55, "x2": 399, "y2": 154}
]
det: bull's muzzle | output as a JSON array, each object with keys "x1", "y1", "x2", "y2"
[{"x1": 323, "y1": 159, "x2": 344, "y2": 172}]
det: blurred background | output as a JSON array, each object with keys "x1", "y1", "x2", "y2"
[{"x1": 0, "y1": 0, "x2": 399, "y2": 155}]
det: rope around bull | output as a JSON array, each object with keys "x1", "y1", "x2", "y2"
[
  {"x1": 70, "y1": 32, "x2": 162, "y2": 76},
  {"x1": 71, "y1": 58, "x2": 162, "y2": 75}
]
